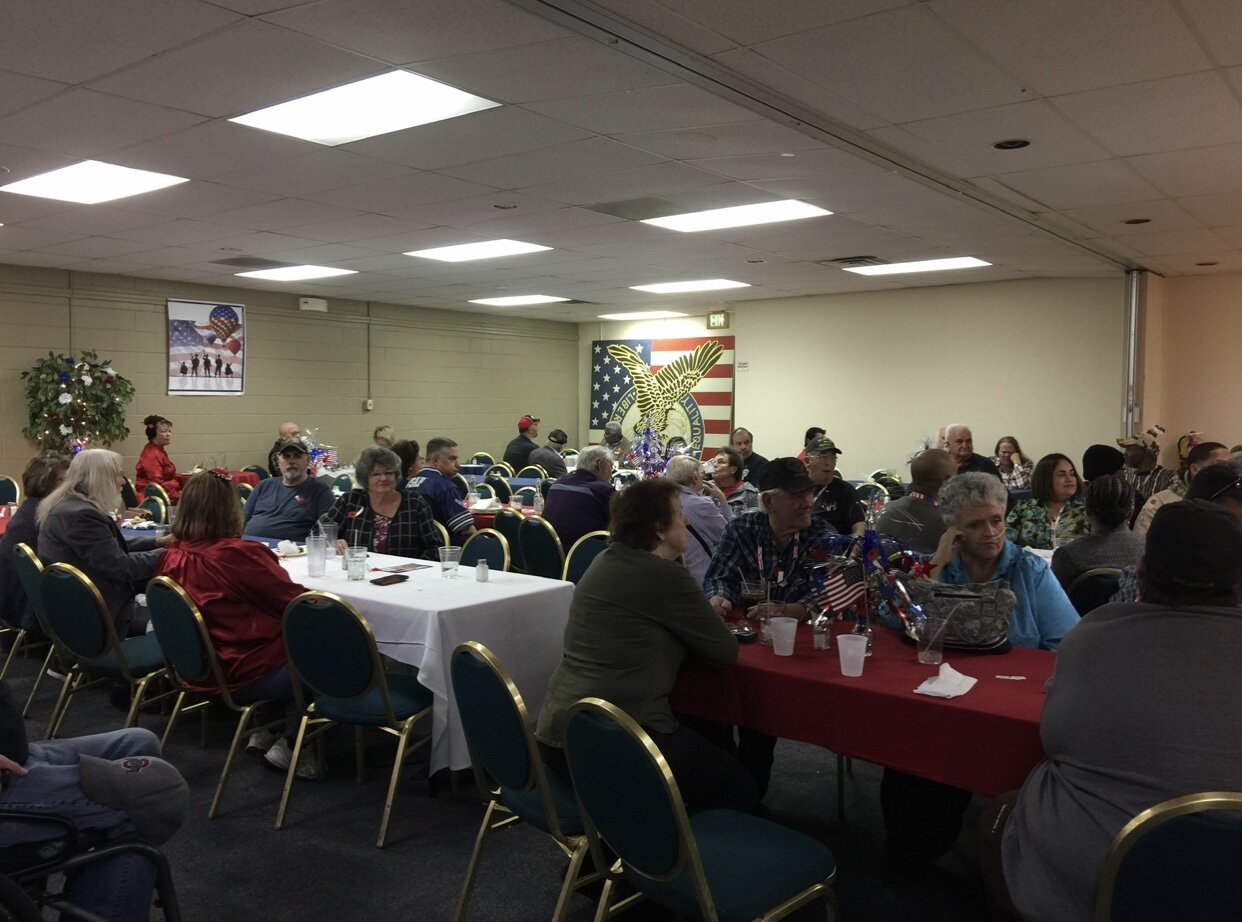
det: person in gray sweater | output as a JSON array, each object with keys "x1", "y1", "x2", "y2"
[
  {"x1": 535, "y1": 478, "x2": 755, "y2": 813},
  {"x1": 1050, "y1": 474, "x2": 1145, "y2": 590},
  {"x1": 988, "y1": 500, "x2": 1242, "y2": 922}
]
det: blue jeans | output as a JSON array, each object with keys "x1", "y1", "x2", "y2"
[
  {"x1": 0, "y1": 727, "x2": 162, "y2": 922},
  {"x1": 232, "y1": 663, "x2": 298, "y2": 737}
]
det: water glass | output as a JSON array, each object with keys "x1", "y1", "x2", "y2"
[
  {"x1": 916, "y1": 615, "x2": 947, "y2": 665},
  {"x1": 306, "y1": 535, "x2": 327, "y2": 578},
  {"x1": 438, "y1": 546, "x2": 461, "y2": 578},
  {"x1": 319, "y1": 522, "x2": 338, "y2": 556},
  {"x1": 755, "y1": 600, "x2": 783, "y2": 645},
  {"x1": 345, "y1": 546, "x2": 367, "y2": 581}
]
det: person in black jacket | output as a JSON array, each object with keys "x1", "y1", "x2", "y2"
[{"x1": 0, "y1": 453, "x2": 69, "y2": 633}]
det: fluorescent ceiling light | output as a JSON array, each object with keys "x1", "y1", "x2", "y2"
[
  {"x1": 469, "y1": 295, "x2": 569, "y2": 306},
  {"x1": 230, "y1": 70, "x2": 500, "y2": 145},
  {"x1": 235, "y1": 265, "x2": 357, "y2": 281},
  {"x1": 406, "y1": 239, "x2": 550, "y2": 262},
  {"x1": 641, "y1": 200, "x2": 830, "y2": 233},
  {"x1": 842, "y1": 257, "x2": 991, "y2": 276},
  {"x1": 630, "y1": 279, "x2": 750, "y2": 294},
  {"x1": 0, "y1": 160, "x2": 188, "y2": 204},
  {"x1": 598, "y1": 311, "x2": 688, "y2": 320}
]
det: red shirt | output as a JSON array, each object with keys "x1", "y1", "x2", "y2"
[
  {"x1": 155, "y1": 537, "x2": 305, "y2": 693},
  {"x1": 135, "y1": 442, "x2": 181, "y2": 501}
]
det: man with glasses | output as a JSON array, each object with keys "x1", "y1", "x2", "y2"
[
  {"x1": 407, "y1": 437, "x2": 475, "y2": 545},
  {"x1": 805, "y1": 435, "x2": 865, "y2": 536},
  {"x1": 542, "y1": 444, "x2": 615, "y2": 550},
  {"x1": 243, "y1": 440, "x2": 334, "y2": 540},
  {"x1": 266, "y1": 421, "x2": 301, "y2": 476}
]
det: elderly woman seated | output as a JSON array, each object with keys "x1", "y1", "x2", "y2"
[
  {"x1": 321, "y1": 447, "x2": 440, "y2": 559},
  {"x1": 1005, "y1": 453, "x2": 1088, "y2": 550},
  {"x1": 1050, "y1": 476, "x2": 1145, "y2": 590},
  {"x1": 885, "y1": 471, "x2": 1080, "y2": 863},
  {"x1": 663, "y1": 454, "x2": 732, "y2": 586}
]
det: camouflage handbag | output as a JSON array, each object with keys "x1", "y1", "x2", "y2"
[{"x1": 903, "y1": 579, "x2": 1017, "y2": 654}]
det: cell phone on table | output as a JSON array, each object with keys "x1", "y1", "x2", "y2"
[{"x1": 370, "y1": 574, "x2": 409, "y2": 586}]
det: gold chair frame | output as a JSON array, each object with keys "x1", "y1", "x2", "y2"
[
  {"x1": 470, "y1": 452, "x2": 495, "y2": 466},
  {"x1": 1093, "y1": 791, "x2": 1242, "y2": 922},
  {"x1": 460, "y1": 528, "x2": 511, "y2": 572},
  {"x1": 143, "y1": 481, "x2": 172, "y2": 506},
  {"x1": 433, "y1": 520, "x2": 451, "y2": 548},
  {"x1": 275, "y1": 591, "x2": 432, "y2": 848},
  {"x1": 567, "y1": 698, "x2": 837, "y2": 922},
  {"x1": 12, "y1": 544, "x2": 68, "y2": 719},
  {"x1": 493, "y1": 508, "x2": 526, "y2": 573},
  {"x1": 452, "y1": 472, "x2": 471, "y2": 497},
  {"x1": 517, "y1": 515, "x2": 564, "y2": 580},
  {"x1": 0, "y1": 475, "x2": 20, "y2": 504},
  {"x1": 146, "y1": 576, "x2": 289, "y2": 818},
  {"x1": 515, "y1": 464, "x2": 546, "y2": 480},
  {"x1": 451, "y1": 642, "x2": 600, "y2": 922},
  {"x1": 485, "y1": 462, "x2": 515, "y2": 478},
  {"x1": 40, "y1": 563, "x2": 174, "y2": 739},
  {"x1": 561, "y1": 531, "x2": 608, "y2": 582},
  {"x1": 139, "y1": 495, "x2": 168, "y2": 525}
]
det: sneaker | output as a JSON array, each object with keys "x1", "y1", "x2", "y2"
[
  {"x1": 245, "y1": 728, "x2": 282, "y2": 755},
  {"x1": 263, "y1": 738, "x2": 321, "y2": 780}
]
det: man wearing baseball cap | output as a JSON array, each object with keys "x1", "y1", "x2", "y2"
[
  {"x1": 502, "y1": 414, "x2": 541, "y2": 471},
  {"x1": 1117, "y1": 429, "x2": 1183, "y2": 512},
  {"x1": 702, "y1": 457, "x2": 837, "y2": 796},
  {"x1": 805, "y1": 435, "x2": 865, "y2": 535},
  {"x1": 243, "y1": 439, "x2": 335, "y2": 540},
  {"x1": 528, "y1": 429, "x2": 570, "y2": 479}
]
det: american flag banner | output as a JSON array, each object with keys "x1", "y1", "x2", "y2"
[
  {"x1": 588, "y1": 337, "x2": 734, "y2": 451},
  {"x1": 167, "y1": 299, "x2": 245, "y2": 396},
  {"x1": 815, "y1": 559, "x2": 867, "y2": 613}
]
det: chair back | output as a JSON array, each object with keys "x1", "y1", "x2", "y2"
[
  {"x1": 432, "y1": 520, "x2": 450, "y2": 548},
  {"x1": 333, "y1": 474, "x2": 354, "y2": 492},
  {"x1": 283, "y1": 591, "x2": 393, "y2": 718},
  {"x1": 485, "y1": 463, "x2": 514, "y2": 478},
  {"x1": 539, "y1": 478, "x2": 555, "y2": 499},
  {"x1": 515, "y1": 465, "x2": 545, "y2": 480},
  {"x1": 518, "y1": 516, "x2": 565, "y2": 579},
  {"x1": 242, "y1": 465, "x2": 269, "y2": 480},
  {"x1": 460, "y1": 529, "x2": 510, "y2": 571},
  {"x1": 470, "y1": 452, "x2": 494, "y2": 466},
  {"x1": 120, "y1": 478, "x2": 139, "y2": 508},
  {"x1": 12, "y1": 544, "x2": 50, "y2": 634},
  {"x1": 494, "y1": 509, "x2": 525, "y2": 571},
  {"x1": 143, "y1": 482, "x2": 171, "y2": 505},
  {"x1": 562, "y1": 531, "x2": 608, "y2": 583},
  {"x1": 1095, "y1": 792, "x2": 1242, "y2": 921},
  {"x1": 452, "y1": 473, "x2": 470, "y2": 497},
  {"x1": 139, "y1": 496, "x2": 167, "y2": 524},
  {"x1": 486, "y1": 474, "x2": 512, "y2": 504},
  {"x1": 855, "y1": 481, "x2": 889, "y2": 507},
  {"x1": 611, "y1": 471, "x2": 639, "y2": 490},
  {"x1": 474, "y1": 482, "x2": 495, "y2": 501},
  {"x1": 512, "y1": 486, "x2": 537, "y2": 507},
  {"x1": 564, "y1": 699, "x2": 693, "y2": 882},
  {"x1": 39, "y1": 563, "x2": 121, "y2": 665},
  {"x1": 0, "y1": 477, "x2": 18, "y2": 505},
  {"x1": 1068, "y1": 567, "x2": 1122, "y2": 615},
  {"x1": 145, "y1": 576, "x2": 225, "y2": 692}
]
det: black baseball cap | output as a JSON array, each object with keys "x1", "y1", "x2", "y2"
[
  {"x1": 757, "y1": 457, "x2": 814, "y2": 493},
  {"x1": 277, "y1": 440, "x2": 308, "y2": 456}
]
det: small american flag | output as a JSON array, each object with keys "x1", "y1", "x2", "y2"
[{"x1": 816, "y1": 559, "x2": 866, "y2": 613}]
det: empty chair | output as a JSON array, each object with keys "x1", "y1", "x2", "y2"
[
  {"x1": 562, "y1": 531, "x2": 608, "y2": 584},
  {"x1": 139, "y1": 496, "x2": 167, "y2": 525},
  {"x1": 474, "y1": 483, "x2": 496, "y2": 501},
  {"x1": 11, "y1": 544, "x2": 68, "y2": 718},
  {"x1": 460, "y1": 529, "x2": 510, "y2": 571},
  {"x1": 0, "y1": 476, "x2": 18, "y2": 505},
  {"x1": 1095, "y1": 791, "x2": 1242, "y2": 922},
  {"x1": 39, "y1": 562, "x2": 171, "y2": 738},
  {"x1": 516, "y1": 465, "x2": 546, "y2": 480},
  {"x1": 143, "y1": 482, "x2": 172, "y2": 505},
  {"x1": 450, "y1": 642, "x2": 597, "y2": 922},
  {"x1": 146, "y1": 576, "x2": 286, "y2": 818},
  {"x1": 485, "y1": 463, "x2": 514, "y2": 479},
  {"x1": 242, "y1": 465, "x2": 269, "y2": 481},
  {"x1": 333, "y1": 474, "x2": 354, "y2": 493},
  {"x1": 539, "y1": 478, "x2": 556, "y2": 499},
  {"x1": 276, "y1": 591, "x2": 433, "y2": 847},
  {"x1": 512, "y1": 486, "x2": 537, "y2": 508},
  {"x1": 493, "y1": 509, "x2": 525, "y2": 573},
  {"x1": 120, "y1": 477, "x2": 140, "y2": 509},
  {"x1": 453, "y1": 472, "x2": 471, "y2": 497},
  {"x1": 518, "y1": 516, "x2": 564, "y2": 580},
  {"x1": 1067, "y1": 567, "x2": 1122, "y2": 616},
  {"x1": 470, "y1": 452, "x2": 495, "y2": 466},
  {"x1": 564, "y1": 698, "x2": 837, "y2": 921},
  {"x1": 486, "y1": 475, "x2": 512, "y2": 505}
]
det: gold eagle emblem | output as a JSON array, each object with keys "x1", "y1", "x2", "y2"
[{"x1": 606, "y1": 341, "x2": 725, "y2": 434}]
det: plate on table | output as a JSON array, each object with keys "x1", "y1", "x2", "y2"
[{"x1": 278, "y1": 546, "x2": 306, "y2": 558}]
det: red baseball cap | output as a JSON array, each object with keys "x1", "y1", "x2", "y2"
[{"x1": 518, "y1": 415, "x2": 540, "y2": 430}]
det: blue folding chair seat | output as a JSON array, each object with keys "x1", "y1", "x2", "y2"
[{"x1": 314, "y1": 672, "x2": 431, "y2": 726}]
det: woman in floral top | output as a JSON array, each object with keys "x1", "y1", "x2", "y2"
[
  {"x1": 1005, "y1": 453, "x2": 1088, "y2": 549},
  {"x1": 990, "y1": 435, "x2": 1034, "y2": 490}
]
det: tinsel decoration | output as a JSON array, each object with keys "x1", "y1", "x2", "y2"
[{"x1": 625, "y1": 416, "x2": 667, "y2": 478}]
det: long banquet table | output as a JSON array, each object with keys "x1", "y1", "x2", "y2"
[
  {"x1": 279, "y1": 551, "x2": 572, "y2": 774},
  {"x1": 672, "y1": 623, "x2": 1054, "y2": 797}
]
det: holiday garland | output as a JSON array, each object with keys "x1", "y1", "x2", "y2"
[{"x1": 20, "y1": 350, "x2": 135, "y2": 451}]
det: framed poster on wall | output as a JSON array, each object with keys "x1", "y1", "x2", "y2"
[{"x1": 167, "y1": 299, "x2": 245, "y2": 396}]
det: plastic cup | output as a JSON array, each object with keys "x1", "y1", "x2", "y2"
[
  {"x1": 438, "y1": 546, "x2": 461, "y2": 578},
  {"x1": 319, "y1": 522, "x2": 338, "y2": 556},
  {"x1": 838, "y1": 634, "x2": 868, "y2": 677},
  {"x1": 345, "y1": 546, "x2": 367, "y2": 581},
  {"x1": 755, "y1": 600, "x2": 783, "y2": 645},
  {"x1": 770, "y1": 617, "x2": 799, "y2": 656},
  {"x1": 306, "y1": 535, "x2": 326, "y2": 577},
  {"x1": 917, "y1": 615, "x2": 947, "y2": 665}
]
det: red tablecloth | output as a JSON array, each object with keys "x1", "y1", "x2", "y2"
[
  {"x1": 471, "y1": 505, "x2": 534, "y2": 530},
  {"x1": 672, "y1": 623, "x2": 1054, "y2": 797},
  {"x1": 175, "y1": 470, "x2": 259, "y2": 489}
]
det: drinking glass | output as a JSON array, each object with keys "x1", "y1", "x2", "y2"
[
  {"x1": 345, "y1": 546, "x2": 367, "y2": 581},
  {"x1": 438, "y1": 546, "x2": 461, "y2": 578},
  {"x1": 306, "y1": 535, "x2": 327, "y2": 578}
]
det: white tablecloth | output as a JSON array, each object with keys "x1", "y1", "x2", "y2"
[{"x1": 280, "y1": 552, "x2": 572, "y2": 772}]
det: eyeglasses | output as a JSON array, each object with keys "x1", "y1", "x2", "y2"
[{"x1": 1210, "y1": 477, "x2": 1242, "y2": 501}]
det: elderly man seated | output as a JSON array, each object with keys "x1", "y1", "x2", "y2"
[
  {"x1": 805, "y1": 435, "x2": 865, "y2": 535},
  {"x1": 702, "y1": 457, "x2": 837, "y2": 797},
  {"x1": 244, "y1": 440, "x2": 335, "y2": 540},
  {"x1": 542, "y1": 445, "x2": 616, "y2": 550},
  {"x1": 664, "y1": 454, "x2": 732, "y2": 586},
  {"x1": 874, "y1": 448, "x2": 955, "y2": 554},
  {"x1": 945, "y1": 424, "x2": 1001, "y2": 477},
  {"x1": 266, "y1": 421, "x2": 300, "y2": 476},
  {"x1": 408, "y1": 437, "x2": 475, "y2": 545}
]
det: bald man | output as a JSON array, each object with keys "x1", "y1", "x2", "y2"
[
  {"x1": 267, "y1": 421, "x2": 301, "y2": 475},
  {"x1": 945, "y1": 424, "x2": 1000, "y2": 478}
]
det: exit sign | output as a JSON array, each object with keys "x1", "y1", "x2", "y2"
[{"x1": 707, "y1": 311, "x2": 729, "y2": 330}]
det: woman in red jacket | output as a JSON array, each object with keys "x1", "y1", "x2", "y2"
[
  {"x1": 155, "y1": 470, "x2": 315, "y2": 777},
  {"x1": 134, "y1": 414, "x2": 181, "y2": 502}
]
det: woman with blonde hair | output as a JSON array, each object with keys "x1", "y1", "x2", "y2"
[{"x1": 38, "y1": 449, "x2": 172, "y2": 635}]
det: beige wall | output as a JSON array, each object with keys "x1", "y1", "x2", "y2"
[
  {"x1": 583, "y1": 277, "x2": 1128, "y2": 478},
  {"x1": 1152, "y1": 273, "x2": 1242, "y2": 457},
  {"x1": 0, "y1": 265, "x2": 579, "y2": 479}
]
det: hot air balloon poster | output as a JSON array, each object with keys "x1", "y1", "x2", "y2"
[{"x1": 166, "y1": 299, "x2": 246, "y2": 396}]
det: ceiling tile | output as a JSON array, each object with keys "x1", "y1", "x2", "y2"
[
  {"x1": 113, "y1": 120, "x2": 316, "y2": 180},
  {"x1": 1122, "y1": 227, "x2": 1230, "y2": 256},
  {"x1": 35, "y1": 235, "x2": 164, "y2": 258},
  {"x1": 599, "y1": 0, "x2": 910, "y2": 45},
  {"x1": 525, "y1": 84, "x2": 756, "y2": 135},
  {"x1": 439, "y1": 137, "x2": 664, "y2": 188},
  {"x1": 20, "y1": 205, "x2": 168, "y2": 236},
  {"x1": 1176, "y1": 190, "x2": 1242, "y2": 226},
  {"x1": 0, "y1": 71, "x2": 70, "y2": 119},
  {"x1": 0, "y1": 226, "x2": 89, "y2": 251},
  {"x1": 105, "y1": 181, "x2": 280, "y2": 218},
  {"x1": 992, "y1": 160, "x2": 1163, "y2": 209},
  {"x1": 109, "y1": 219, "x2": 243, "y2": 245},
  {"x1": 1125, "y1": 143, "x2": 1242, "y2": 196},
  {"x1": 203, "y1": 198, "x2": 366, "y2": 232},
  {"x1": 559, "y1": 0, "x2": 736, "y2": 56},
  {"x1": 614, "y1": 121, "x2": 826, "y2": 161},
  {"x1": 516, "y1": 161, "x2": 724, "y2": 207},
  {"x1": 929, "y1": 0, "x2": 1211, "y2": 96},
  {"x1": 205, "y1": 149, "x2": 417, "y2": 197},
  {"x1": 277, "y1": 213, "x2": 433, "y2": 244},
  {"x1": 1179, "y1": 0, "x2": 1242, "y2": 66},
  {"x1": 304, "y1": 171, "x2": 498, "y2": 212},
  {"x1": 1057, "y1": 199, "x2": 1201, "y2": 236},
  {"x1": 378, "y1": 190, "x2": 567, "y2": 227}
]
